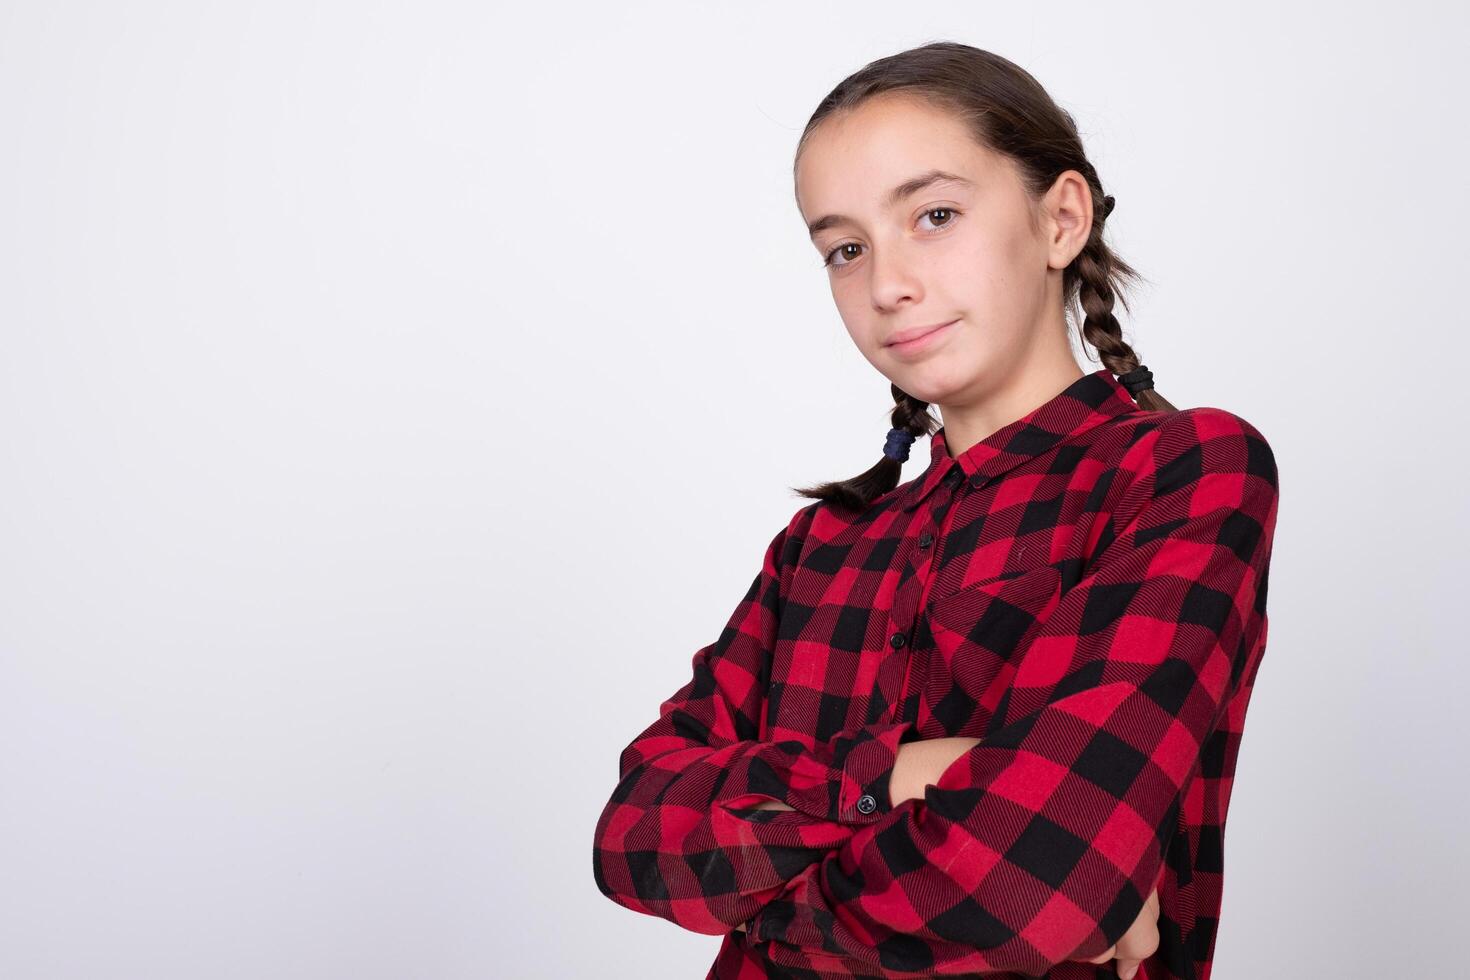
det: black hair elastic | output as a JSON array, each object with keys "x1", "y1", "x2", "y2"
[{"x1": 1116, "y1": 364, "x2": 1154, "y2": 396}]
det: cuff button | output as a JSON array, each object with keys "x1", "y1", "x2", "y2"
[{"x1": 856, "y1": 794, "x2": 878, "y2": 814}]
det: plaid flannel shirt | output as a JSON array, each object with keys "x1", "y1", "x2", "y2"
[{"x1": 593, "y1": 369, "x2": 1279, "y2": 980}]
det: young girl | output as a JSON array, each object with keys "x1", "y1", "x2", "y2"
[{"x1": 593, "y1": 42, "x2": 1278, "y2": 980}]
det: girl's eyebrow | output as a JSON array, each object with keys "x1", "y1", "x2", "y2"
[{"x1": 806, "y1": 169, "x2": 975, "y2": 238}]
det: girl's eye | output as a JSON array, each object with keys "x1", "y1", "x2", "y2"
[
  {"x1": 821, "y1": 206, "x2": 963, "y2": 270},
  {"x1": 824, "y1": 243, "x2": 863, "y2": 268},
  {"x1": 919, "y1": 207, "x2": 958, "y2": 231}
]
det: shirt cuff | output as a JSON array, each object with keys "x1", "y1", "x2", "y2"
[{"x1": 831, "y1": 720, "x2": 913, "y2": 825}]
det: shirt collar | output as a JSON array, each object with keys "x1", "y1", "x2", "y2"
[{"x1": 900, "y1": 368, "x2": 1141, "y2": 512}]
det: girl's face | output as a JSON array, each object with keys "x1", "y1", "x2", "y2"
[{"x1": 794, "y1": 94, "x2": 1086, "y2": 412}]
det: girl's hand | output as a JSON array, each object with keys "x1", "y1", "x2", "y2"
[
  {"x1": 891, "y1": 736, "x2": 982, "y2": 805},
  {"x1": 1076, "y1": 885, "x2": 1161, "y2": 979}
]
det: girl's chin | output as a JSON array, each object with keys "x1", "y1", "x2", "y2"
[
  {"x1": 887, "y1": 365, "x2": 967, "y2": 403},
  {"x1": 891, "y1": 383, "x2": 957, "y2": 407}
]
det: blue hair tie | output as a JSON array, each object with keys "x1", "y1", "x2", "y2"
[{"x1": 882, "y1": 426, "x2": 916, "y2": 462}]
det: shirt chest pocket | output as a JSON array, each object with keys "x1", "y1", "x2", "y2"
[{"x1": 914, "y1": 563, "x2": 1065, "y2": 738}]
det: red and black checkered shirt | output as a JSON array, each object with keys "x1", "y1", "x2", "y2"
[{"x1": 593, "y1": 368, "x2": 1279, "y2": 980}]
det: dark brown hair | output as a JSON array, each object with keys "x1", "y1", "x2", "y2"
[{"x1": 790, "y1": 41, "x2": 1177, "y2": 512}]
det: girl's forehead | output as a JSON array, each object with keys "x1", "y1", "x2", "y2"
[{"x1": 799, "y1": 101, "x2": 1001, "y2": 186}]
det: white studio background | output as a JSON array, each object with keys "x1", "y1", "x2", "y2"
[{"x1": 1, "y1": 2, "x2": 1464, "y2": 978}]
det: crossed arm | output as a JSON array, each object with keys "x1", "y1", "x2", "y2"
[{"x1": 738, "y1": 737, "x2": 1163, "y2": 980}]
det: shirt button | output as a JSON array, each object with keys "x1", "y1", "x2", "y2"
[
  {"x1": 943, "y1": 468, "x2": 963, "y2": 487},
  {"x1": 917, "y1": 531, "x2": 934, "y2": 549},
  {"x1": 889, "y1": 631, "x2": 907, "y2": 648},
  {"x1": 856, "y1": 794, "x2": 878, "y2": 814}
]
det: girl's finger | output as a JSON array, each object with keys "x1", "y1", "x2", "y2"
[{"x1": 1116, "y1": 959, "x2": 1140, "y2": 980}]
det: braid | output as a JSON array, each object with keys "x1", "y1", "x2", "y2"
[
  {"x1": 1071, "y1": 180, "x2": 1176, "y2": 414},
  {"x1": 791, "y1": 384, "x2": 937, "y2": 513},
  {"x1": 889, "y1": 383, "x2": 936, "y2": 443}
]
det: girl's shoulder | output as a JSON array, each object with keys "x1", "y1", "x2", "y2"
[
  {"x1": 1134, "y1": 402, "x2": 1273, "y2": 443},
  {"x1": 1103, "y1": 403, "x2": 1279, "y2": 499}
]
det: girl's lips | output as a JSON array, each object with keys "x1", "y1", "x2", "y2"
[{"x1": 885, "y1": 318, "x2": 958, "y2": 356}]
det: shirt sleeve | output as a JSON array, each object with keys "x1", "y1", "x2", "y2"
[
  {"x1": 592, "y1": 504, "x2": 914, "y2": 935},
  {"x1": 739, "y1": 408, "x2": 1279, "y2": 976}
]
